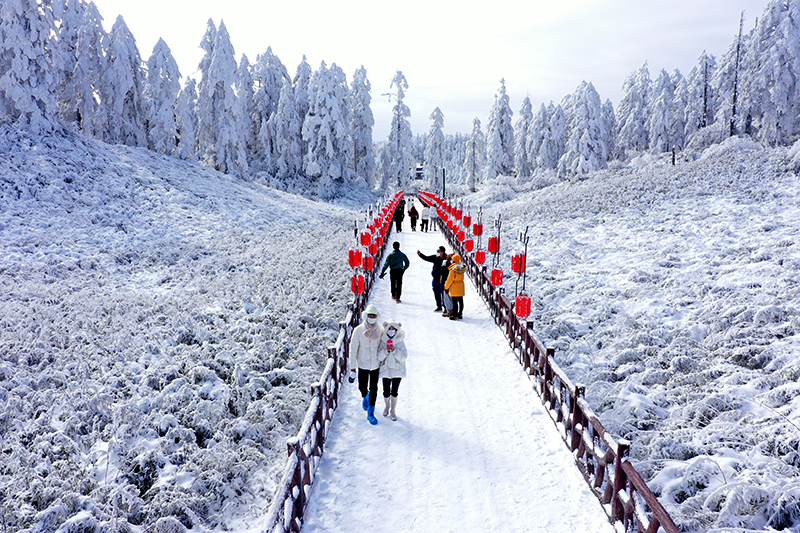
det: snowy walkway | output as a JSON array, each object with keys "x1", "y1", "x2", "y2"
[{"x1": 303, "y1": 217, "x2": 616, "y2": 533}]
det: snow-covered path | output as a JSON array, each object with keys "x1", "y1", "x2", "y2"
[{"x1": 303, "y1": 216, "x2": 616, "y2": 533}]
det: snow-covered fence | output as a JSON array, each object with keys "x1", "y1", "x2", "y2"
[
  {"x1": 439, "y1": 211, "x2": 679, "y2": 533},
  {"x1": 261, "y1": 204, "x2": 394, "y2": 532}
]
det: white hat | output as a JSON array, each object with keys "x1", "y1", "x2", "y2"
[{"x1": 365, "y1": 303, "x2": 379, "y2": 316}]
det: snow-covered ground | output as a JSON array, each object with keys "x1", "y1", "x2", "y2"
[
  {"x1": 303, "y1": 226, "x2": 615, "y2": 533},
  {"x1": 463, "y1": 138, "x2": 800, "y2": 532},
  {"x1": 0, "y1": 126, "x2": 366, "y2": 532}
]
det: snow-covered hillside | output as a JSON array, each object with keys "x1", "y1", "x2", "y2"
[
  {"x1": 0, "y1": 125, "x2": 364, "y2": 532},
  {"x1": 466, "y1": 137, "x2": 800, "y2": 532}
]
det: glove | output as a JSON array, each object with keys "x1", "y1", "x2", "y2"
[{"x1": 348, "y1": 369, "x2": 356, "y2": 383}]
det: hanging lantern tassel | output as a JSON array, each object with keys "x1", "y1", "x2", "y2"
[{"x1": 515, "y1": 293, "x2": 532, "y2": 318}]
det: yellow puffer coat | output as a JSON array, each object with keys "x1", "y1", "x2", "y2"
[{"x1": 444, "y1": 254, "x2": 467, "y2": 297}]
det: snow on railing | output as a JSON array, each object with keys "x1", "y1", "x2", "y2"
[
  {"x1": 261, "y1": 192, "x2": 403, "y2": 533},
  {"x1": 434, "y1": 191, "x2": 679, "y2": 533}
]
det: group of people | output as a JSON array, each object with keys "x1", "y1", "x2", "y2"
[
  {"x1": 349, "y1": 304, "x2": 407, "y2": 425},
  {"x1": 395, "y1": 199, "x2": 438, "y2": 233},
  {"x1": 417, "y1": 246, "x2": 466, "y2": 320}
]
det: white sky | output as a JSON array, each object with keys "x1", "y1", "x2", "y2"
[{"x1": 91, "y1": 0, "x2": 770, "y2": 139}]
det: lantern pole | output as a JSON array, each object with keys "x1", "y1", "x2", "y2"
[
  {"x1": 515, "y1": 226, "x2": 530, "y2": 298},
  {"x1": 492, "y1": 214, "x2": 502, "y2": 268},
  {"x1": 476, "y1": 207, "x2": 483, "y2": 250}
]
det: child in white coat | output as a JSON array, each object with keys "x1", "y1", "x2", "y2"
[
  {"x1": 349, "y1": 303, "x2": 383, "y2": 425},
  {"x1": 377, "y1": 319, "x2": 407, "y2": 421}
]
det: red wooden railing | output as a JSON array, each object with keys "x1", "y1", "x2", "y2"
[{"x1": 436, "y1": 196, "x2": 680, "y2": 533}]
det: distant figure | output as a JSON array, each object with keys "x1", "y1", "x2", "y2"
[
  {"x1": 417, "y1": 246, "x2": 447, "y2": 311},
  {"x1": 430, "y1": 205, "x2": 439, "y2": 231},
  {"x1": 408, "y1": 204, "x2": 419, "y2": 231},
  {"x1": 380, "y1": 241, "x2": 410, "y2": 302},
  {"x1": 349, "y1": 303, "x2": 383, "y2": 425},
  {"x1": 378, "y1": 318, "x2": 407, "y2": 421},
  {"x1": 444, "y1": 254, "x2": 467, "y2": 320},
  {"x1": 393, "y1": 201, "x2": 405, "y2": 232},
  {"x1": 420, "y1": 204, "x2": 431, "y2": 232}
]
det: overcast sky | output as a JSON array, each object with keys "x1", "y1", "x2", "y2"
[{"x1": 91, "y1": 0, "x2": 770, "y2": 139}]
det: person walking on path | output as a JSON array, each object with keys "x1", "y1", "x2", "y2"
[
  {"x1": 393, "y1": 200, "x2": 405, "y2": 232},
  {"x1": 420, "y1": 204, "x2": 430, "y2": 232},
  {"x1": 430, "y1": 205, "x2": 439, "y2": 231},
  {"x1": 380, "y1": 242, "x2": 410, "y2": 302},
  {"x1": 378, "y1": 319, "x2": 407, "y2": 421},
  {"x1": 417, "y1": 246, "x2": 447, "y2": 311},
  {"x1": 408, "y1": 203, "x2": 420, "y2": 231},
  {"x1": 444, "y1": 254, "x2": 467, "y2": 320},
  {"x1": 349, "y1": 303, "x2": 383, "y2": 425}
]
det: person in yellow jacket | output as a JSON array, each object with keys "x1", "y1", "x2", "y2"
[{"x1": 444, "y1": 254, "x2": 467, "y2": 320}]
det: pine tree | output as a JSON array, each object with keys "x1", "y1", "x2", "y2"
[
  {"x1": 293, "y1": 55, "x2": 313, "y2": 159},
  {"x1": 0, "y1": 0, "x2": 58, "y2": 133},
  {"x1": 386, "y1": 70, "x2": 413, "y2": 189},
  {"x1": 175, "y1": 77, "x2": 198, "y2": 160},
  {"x1": 464, "y1": 118, "x2": 485, "y2": 192},
  {"x1": 538, "y1": 104, "x2": 565, "y2": 170},
  {"x1": 684, "y1": 51, "x2": 716, "y2": 139},
  {"x1": 237, "y1": 54, "x2": 258, "y2": 155},
  {"x1": 70, "y1": 1, "x2": 106, "y2": 137},
  {"x1": 145, "y1": 38, "x2": 181, "y2": 156},
  {"x1": 670, "y1": 69, "x2": 688, "y2": 150},
  {"x1": 268, "y1": 77, "x2": 302, "y2": 188},
  {"x1": 54, "y1": 0, "x2": 86, "y2": 125},
  {"x1": 526, "y1": 103, "x2": 550, "y2": 172},
  {"x1": 485, "y1": 78, "x2": 514, "y2": 179},
  {"x1": 350, "y1": 65, "x2": 375, "y2": 189},
  {"x1": 616, "y1": 62, "x2": 651, "y2": 153},
  {"x1": 424, "y1": 106, "x2": 445, "y2": 191},
  {"x1": 648, "y1": 69, "x2": 675, "y2": 153},
  {"x1": 514, "y1": 95, "x2": 533, "y2": 180},
  {"x1": 196, "y1": 20, "x2": 247, "y2": 176},
  {"x1": 253, "y1": 46, "x2": 289, "y2": 168},
  {"x1": 558, "y1": 81, "x2": 608, "y2": 177}
]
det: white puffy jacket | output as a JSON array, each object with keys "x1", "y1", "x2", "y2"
[
  {"x1": 378, "y1": 321, "x2": 407, "y2": 379},
  {"x1": 349, "y1": 320, "x2": 383, "y2": 371}
]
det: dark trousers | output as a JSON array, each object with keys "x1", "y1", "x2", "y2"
[
  {"x1": 452, "y1": 296, "x2": 464, "y2": 318},
  {"x1": 410, "y1": 217, "x2": 418, "y2": 230},
  {"x1": 358, "y1": 368, "x2": 380, "y2": 406},
  {"x1": 420, "y1": 219, "x2": 429, "y2": 232},
  {"x1": 390, "y1": 269, "x2": 404, "y2": 299},
  {"x1": 432, "y1": 277, "x2": 443, "y2": 308},
  {"x1": 382, "y1": 377, "x2": 402, "y2": 398}
]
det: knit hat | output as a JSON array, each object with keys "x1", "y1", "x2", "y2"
[
  {"x1": 365, "y1": 303, "x2": 379, "y2": 316},
  {"x1": 452, "y1": 254, "x2": 461, "y2": 263}
]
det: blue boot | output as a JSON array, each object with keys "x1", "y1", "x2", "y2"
[
  {"x1": 367, "y1": 405, "x2": 378, "y2": 425},
  {"x1": 362, "y1": 394, "x2": 369, "y2": 411}
]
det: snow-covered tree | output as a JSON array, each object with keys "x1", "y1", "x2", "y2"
[
  {"x1": 713, "y1": 13, "x2": 747, "y2": 137},
  {"x1": 514, "y1": 96, "x2": 533, "y2": 180},
  {"x1": 196, "y1": 20, "x2": 247, "y2": 176},
  {"x1": 175, "y1": 77, "x2": 198, "y2": 160},
  {"x1": 293, "y1": 55, "x2": 312, "y2": 159},
  {"x1": 485, "y1": 78, "x2": 514, "y2": 179},
  {"x1": 538, "y1": 104, "x2": 566, "y2": 170},
  {"x1": 350, "y1": 65, "x2": 375, "y2": 188},
  {"x1": 253, "y1": 46, "x2": 289, "y2": 166},
  {"x1": 145, "y1": 38, "x2": 181, "y2": 156},
  {"x1": 69, "y1": 1, "x2": 106, "y2": 137},
  {"x1": 424, "y1": 106, "x2": 445, "y2": 192},
  {"x1": 0, "y1": 0, "x2": 58, "y2": 133},
  {"x1": 102, "y1": 15, "x2": 147, "y2": 147},
  {"x1": 684, "y1": 51, "x2": 716, "y2": 139},
  {"x1": 648, "y1": 69, "x2": 675, "y2": 153},
  {"x1": 386, "y1": 70, "x2": 413, "y2": 188},
  {"x1": 670, "y1": 69, "x2": 688, "y2": 150},
  {"x1": 268, "y1": 77, "x2": 302, "y2": 188},
  {"x1": 54, "y1": 0, "x2": 86, "y2": 125},
  {"x1": 558, "y1": 81, "x2": 608, "y2": 177},
  {"x1": 616, "y1": 62, "x2": 651, "y2": 153},
  {"x1": 526, "y1": 103, "x2": 550, "y2": 172},
  {"x1": 237, "y1": 54, "x2": 258, "y2": 155},
  {"x1": 464, "y1": 118, "x2": 485, "y2": 192}
]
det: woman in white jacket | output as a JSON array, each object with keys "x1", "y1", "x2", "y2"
[
  {"x1": 377, "y1": 318, "x2": 407, "y2": 421},
  {"x1": 349, "y1": 303, "x2": 383, "y2": 425}
]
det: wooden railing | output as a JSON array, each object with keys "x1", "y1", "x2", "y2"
[
  {"x1": 439, "y1": 208, "x2": 680, "y2": 533},
  {"x1": 261, "y1": 215, "x2": 390, "y2": 533}
]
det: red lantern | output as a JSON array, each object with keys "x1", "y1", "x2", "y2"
[
  {"x1": 463, "y1": 215, "x2": 471, "y2": 227},
  {"x1": 369, "y1": 242, "x2": 378, "y2": 255},
  {"x1": 455, "y1": 209, "x2": 462, "y2": 220},
  {"x1": 377, "y1": 235, "x2": 384, "y2": 247},
  {"x1": 464, "y1": 239, "x2": 475, "y2": 251},
  {"x1": 457, "y1": 230, "x2": 466, "y2": 242},
  {"x1": 447, "y1": 219, "x2": 454, "y2": 229},
  {"x1": 363, "y1": 256, "x2": 374, "y2": 271},
  {"x1": 488, "y1": 236, "x2": 500, "y2": 253},
  {"x1": 475, "y1": 250, "x2": 486, "y2": 264},
  {"x1": 491, "y1": 268, "x2": 504, "y2": 286},
  {"x1": 351, "y1": 275, "x2": 365, "y2": 293},
  {"x1": 473, "y1": 223, "x2": 483, "y2": 236},
  {"x1": 360, "y1": 231, "x2": 371, "y2": 246},
  {"x1": 511, "y1": 253, "x2": 526, "y2": 274},
  {"x1": 515, "y1": 294, "x2": 532, "y2": 318},
  {"x1": 349, "y1": 249, "x2": 363, "y2": 267}
]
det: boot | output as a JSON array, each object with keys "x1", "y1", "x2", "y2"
[
  {"x1": 367, "y1": 405, "x2": 378, "y2": 425},
  {"x1": 362, "y1": 394, "x2": 369, "y2": 411},
  {"x1": 389, "y1": 397, "x2": 398, "y2": 421},
  {"x1": 442, "y1": 311, "x2": 451, "y2": 318},
  {"x1": 383, "y1": 397, "x2": 391, "y2": 417}
]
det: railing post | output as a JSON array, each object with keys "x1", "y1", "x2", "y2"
[
  {"x1": 571, "y1": 385, "x2": 585, "y2": 452},
  {"x1": 611, "y1": 439, "x2": 631, "y2": 523}
]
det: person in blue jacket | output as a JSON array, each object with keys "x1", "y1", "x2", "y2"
[
  {"x1": 417, "y1": 246, "x2": 447, "y2": 311},
  {"x1": 380, "y1": 241, "x2": 410, "y2": 302}
]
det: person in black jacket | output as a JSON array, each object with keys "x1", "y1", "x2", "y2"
[
  {"x1": 393, "y1": 200, "x2": 405, "y2": 232},
  {"x1": 417, "y1": 246, "x2": 447, "y2": 312},
  {"x1": 380, "y1": 242, "x2": 410, "y2": 302}
]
